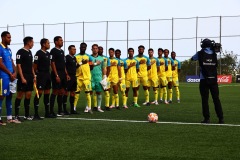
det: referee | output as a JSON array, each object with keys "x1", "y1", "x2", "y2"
[
  {"x1": 14, "y1": 36, "x2": 36, "y2": 121},
  {"x1": 33, "y1": 38, "x2": 51, "y2": 119},
  {"x1": 49, "y1": 36, "x2": 70, "y2": 117}
]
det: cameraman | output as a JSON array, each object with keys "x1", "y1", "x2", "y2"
[{"x1": 191, "y1": 39, "x2": 224, "y2": 124}]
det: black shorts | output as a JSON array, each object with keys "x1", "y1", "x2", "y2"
[
  {"x1": 36, "y1": 72, "x2": 51, "y2": 90},
  {"x1": 51, "y1": 71, "x2": 67, "y2": 90},
  {"x1": 17, "y1": 74, "x2": 33, "y2": 92},
  {"x1": 66, "y1": 75, "x2": 77, "y2": 91}
]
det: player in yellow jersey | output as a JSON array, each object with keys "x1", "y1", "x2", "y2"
[
  {"x1": 171, "y1": 51, "x2": 181, "y2": 103},
  {"x1": 157, "y1": 48, "x2": 169, "y2": 104},
  {"x1": 147, "y1": 48, "x2": 160, "y2": 105},
  {"x1": 164, "y1": 49, "x2": 175, "y2": 103},
  {"x1": 108, "y1": 48, "x2": 122, "y2": 109},
  {"x1": 115, "y1": 49, "x2": 127, "y2": 108},
  {"x1": 134, "y1": 45, "x2": 151, "y2": 106},
  {"x1": 74, "y1": 43, "x2": 95, "y2": 114},
  {"x1": 124, "y1": 48, "x2": 140, "y2": 108}
]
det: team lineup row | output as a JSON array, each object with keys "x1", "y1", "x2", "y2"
[{"x1": 0, "y1": 31, "x2": 181, "y2": 125}]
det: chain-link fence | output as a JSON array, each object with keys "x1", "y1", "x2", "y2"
[{"x1": 1, "y1": 15, "x2": 240, "y2": 75}]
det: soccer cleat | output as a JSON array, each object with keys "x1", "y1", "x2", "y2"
[
  {"x1": 45, "y1": 113, "x2": 56, "y2": 118},
  {"x1": 57, "y1": 113, "x2": 64, "y2": 117},
  {"x1": 63, "y1": 111, "x2": 70, "y2": 115},
  {"x1": 105, "y1": 107, "x2": 111, "y2": 111},
  {"x1": 123, "y1": 105, "x2": 128, "y2": 109},
  {"x1": 97, "y1": 107, "x2": 104, "y2": 112},
  {"x1": 201, "y1": 119, "x2": 210, "y2": 124},
  {"x1": 93, "y1": 107, "x2": 98, "y2": 111},
  {"x1": 116, "y1": 106, "x2": 120, "y2": 110},
  {"x1": 151, "y1": 101, "x2": 159, "y2": 105},
  {"x1": 24, "y1": 116, "x2": 33, "y2": 121},
  {"x1": 219, "y1": 119, "x2": 224, "y2": 124},
  {"x1": 33, "y1": 115, "x2": 43, "y2": 120},
  {"x1": 164, "y1": 101, "x2": 169, "y2": 104},
  {"x1": 177, "y1": 100, "x2": 180, "y2": 103},
  {"x1": 0, "y1": 120, "x2": 7, "y2": 126},
  {"x1": 15, "y1": 115, "x2": 23, "y2": 122},
  {"x1": 7, "y1": 119, "x2": 22, "y2": 123},
  {"x1": 70, "y1": 110, "x2": 79, "y2": 114},
  {"x1": 142, "y1": 102, "x2": 150, "y2": 106},
  {"x1": 84, "y1": 108, "x2": 89, "y2": 113},
  {"x1": 109, "y1": 105, "x2": 115, "y2": 109},
  {"x1": 134, "y1": 103, "x2": 141, "y2": 108},
  {"x1": 168, "y1": 100, "x2": 172, "y2": 104},
  {"x1": 159, "y1": 99, "x2": 163, "y2": 103}
]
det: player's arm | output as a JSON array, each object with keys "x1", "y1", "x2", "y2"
[
  {"x1": 146, "y1": 57, "x2": 151, "y2": 70},
  {"x1": 32, "y1": 63, "x2": 36, "y2": 83},
  {"x1": 16, "y1": 51, "x2": 27, "y2": 84},
  {"x1": 136, "y1": 60, "x2": 140, "y2": 73},
  {"x1": 50, "y1": 51, "x2": 60, "y2": 83},
  {"x1": 117, "y1": 60, "x2": 122, "y2": 81},
  {"x1": 171, "y1": 58, "x2": 176, "y2": 70},
  {"x1": 165, "y1": 58, "x2": 168, "y2": 71},
  {"x1": 178, "y1": 60, "x2": 181, "y2": 73},
  {"x1": 0, "y1": 57, "x2": 14, "y2": 81},
  {"x1": 191, "y1": 52, "x2": 199, "y2": 61}
]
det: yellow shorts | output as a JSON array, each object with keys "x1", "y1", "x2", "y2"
[
  {"x1": 172, "y1": 77, "x2": 179, "y2": 87},
  {"x1": 167, "y1": 77, "x2": 173, "y2": 83},
  {"x1": 126, "y1": 79, "x2": 139, "y2": 88},
  {"x1": 119, "y1": 80, "x2": 126, "y2": 92},
  {"x1": 158, "y1": 76, "x2": 168, "y2": 87},
  {"x1": 138, "y1": 77, "x2": 148, "y2": 87},
  {"x1": 109, "y1": 76, "x2": 119, "y2": 85},
  {"x1": 76, "y1": 79, "x2": 92, "y2": 92},
  {"x1": 148, "y1": 78, "x2": 159, "y2": 88}
]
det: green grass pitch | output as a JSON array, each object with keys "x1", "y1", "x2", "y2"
[{"x1": 0, "y1": 83, "x2": 240, "y2": 160}]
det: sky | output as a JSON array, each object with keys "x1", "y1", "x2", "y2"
[{"x1": 0, "y1": 0, "x2": 240, "y2": 60}]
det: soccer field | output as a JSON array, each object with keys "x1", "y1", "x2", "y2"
[{"x1": 0, "y1": 83, "x2": 240, "y2": 160}]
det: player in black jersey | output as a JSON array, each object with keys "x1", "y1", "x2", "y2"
[
  {"x1": 63, "y1": 45, "x2": 78, "y2": 114},
  {"x1": 49, "y1": 36, "x2": 70, "y2": 117},
  {"x1": 33, "y1": 38, "x2": 51, "y2": 120},
  {"x1": 15, "y1": 36, "x2": 36, "y2": 121}
]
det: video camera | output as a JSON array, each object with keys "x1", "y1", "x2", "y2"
[{"x1": 201, "y1": 39, "x2": 222, "y2": 53}]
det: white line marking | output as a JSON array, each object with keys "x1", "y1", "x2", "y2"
[{"x1": 57, "y1": 117, "x2": 240, "y2": 127}]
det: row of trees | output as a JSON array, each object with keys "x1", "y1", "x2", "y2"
[{"x1": 179, "y1": 51, "x2": 239, "y2": 82}]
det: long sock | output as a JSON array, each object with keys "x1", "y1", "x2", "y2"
[
  {"x1": 34, "y1": 94, "x2": 42, "y2": 116},
  {"x1": 44, "y1": 94, "x2": 50, "y2": 115},
  {"x1": 168, "y1": 89, "x2": 173, "y2": 101},
  {"x1": 69, "y1": 96, "x2": 74, "y2": 112},
  {"x1": 160, "y1": 88, "x2": 163, "y2": 100},
  {"x1": 86, "y1": 93, "x2": 91, "y2": 109},
  {"x1": 57, "y1": 95, "x2": 63, "y2": 113},
  {"x1": 74, "y1": 93, "x2": 79, "y2": 110},
  {"x1": 93, "y1": 92, "x2": 97, "y2": 107},
  {"x1": 145, "y1": 89, "x2": 149, "y2": 102},
  {"x1": 124, "y1": 96, "x2": 128, "y2": 106},
  {"x1": 0, "y1": 99, "x2": 3, "y2": 120},
  {"x1": 24, "y1": 98, "x2": 30, "y2": 117},
  {"x1": 50, "y1": 94, "x2": 56, "y2": 113},
  {"x1": 163, "y1": 87, "x2": 167, "y2": 101},
  {"x1": 154, "y1": 90, "x2": 158, "y2": 101},
  {"x1": 15, "y1": 98, "x2": 21, "y2": 116},
  {"x1": 111, "y1": 94, "x2": 115, "y2": 107},
  {"x1": 115, "y1": 94, "x2": 119, "y2": 106},
  {"x1": 63, "y1": 95, "x2": 67, "y2": 112},
  {"x1": 133, "y1": 96, "x2": 138, "y2": 104},
  {"x1": 6, "y1": 93, "x2": 12, "y2": 119},
  {"x1": 175, "y1": 87, "x2": 180, "y2": 100},
  {"x1": 105, "y1": 91, "x2": 110, "y2": 107},
  {"x1": 122, "y1": 91, "x2": 126, "y2": 106},
  {"x1": 97, "y1": 94, "x2": 102, "y2": 107}
]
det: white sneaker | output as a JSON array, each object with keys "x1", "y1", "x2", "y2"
[
  {"x1": 151, "y1": 101, "x2": 159, "y2": 105},
  {"x1": 84, "y1": 108, "x2": 89, "y2": 113},
  {"x1": 109, "y1": 105, "x2": 115, "y2": 109},
  {"x1": 164, "y1": 101, "x2": 169, "y2": 104},
  {"x1": 7, "y1": 119, "x2": 21, "y2": 124},
  {"x1": 142, "y1": 102, "x2": 150, "y2": 106},
  {"x1": 97, "y1": 107, "x2": 104, "y2": 112}
]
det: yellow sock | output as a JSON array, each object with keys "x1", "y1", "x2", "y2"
[
  {"x1": 154, "y1": 90, "x2": 158, "y2": 101},
  {"x1": 159, "y1": 88, "x2": 163, "y2": 100},
  {"x1": 86, "y1": 93, "x2": 91, "y2": 109},
  {"x1": 105, "y1": 91, "x2": 110, "y2": 107},
  {"x1": 168, "y1": 89, "x2": 173, "y2": 101},
  {"x1": 145, "y1": 89, "x2": 149, "y2": 102},
  {"x1": 163, "y1": 87, "x2": 167, "y2": 101},
  {"x1": 93, "y1": 92, "x2": 97, "y2": 107},
  {"x1": 175, "y1": 87, "x2": 180, "y2": 100},
  {"x1": 123, "y1": 95, "x2": 127, "y2": 106},
  {"x1": 122, "y1": 92, "x2": 126, "y2": 106},
  {"x1": 111, "y1": 94, "x2": 115, "y2": 106},
  {"x1": 115, "y1": 94, "x2": 119, "y2": 106},
  {"x1": 133, "y1": 96, "x2": 138, "y2": 104},
  {"x1": 74, "y1": 93, "x2": 79, "y2": 107}
]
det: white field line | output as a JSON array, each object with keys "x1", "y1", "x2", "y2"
[{"x1": 57, "y1": 117, "x2": 240, "y2": 127}]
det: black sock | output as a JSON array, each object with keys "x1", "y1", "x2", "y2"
[
  {"x1": 34, "y1": 94, "x2": 42, "y2": 116},
  {"x1": 50, "y1": 94, "x2": 56, "y2": 114},
  {"x1": 24, "y1": 98, "x2": 30, "y2": 117},
  {"x1": 57, "y1": 95, "x2": 63, "y2": 113},
  {"x1": 63, "y1": 95, "x2": 68, "y2": 112},
  {"x1": 70, "y1": 96, "x2": 74, "y2": 112},
  {"x1": 15, "y1": 98, "x2": 21, "y2": 116},
  {"x1": 44, "y1": 94, "x2": 50, "y2": 115}
]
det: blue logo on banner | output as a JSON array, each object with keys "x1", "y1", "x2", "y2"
[{"x1": 186, "y1": 75, "x2": 200, "y2": 83}]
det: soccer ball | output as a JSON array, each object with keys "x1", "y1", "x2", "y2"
[{"x1": 148, "y1": 113, "x2": 158, "y2": 123}]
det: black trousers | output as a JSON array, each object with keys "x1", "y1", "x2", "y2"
[{"x1": 199, "y1": 79, "x2": 224, "y2": 120}]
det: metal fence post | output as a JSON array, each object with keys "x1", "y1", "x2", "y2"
[
  {"x1": 23, "y1": 23, "x2": 25, "y2": 38},
  {"x1": 43, "y1": 23, "x2": 45, "y2": 38},
  {"x1": 149, "y1": 19, "x2": 151, "y2": 48},
  {"x1": 127, "y1": 21, "x2": 129, "y2": 51},
  {"x1": 64, "y1": 22, "x2": 66, "y2": 52},
  {"x1": 83, "y1": 21, "x2": 85, "y2": 42},
  {"x1": 172, "y1": 17, "x2": 174, "y2": 51},
  {"x1": 106, "y1": 21, "x2": 108, "y2": 56},
  {"x1": 195, "y1": 16, "x2": 198, "y2": 75},
  {"x1": 219, "y1": 16, "x2": 222, "y2": 75}
]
